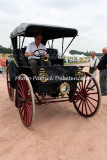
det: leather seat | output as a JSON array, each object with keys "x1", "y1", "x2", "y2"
[{"x1": 47, "y1": 48, "x2": 58, "y2": 60}]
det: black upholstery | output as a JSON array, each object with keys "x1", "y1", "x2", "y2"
[
  {"x1": 20, "y1": 47, "x2": 29, "y2": 66},
  {"x1": 14, "y1": 48, "x2": 28, "y2": 66},
  {"x1": 14, "y1": 47, "x2": 63, "y2": 66},
  {"x1": 47, "y1": 48, "x2": 64, "y2": 66},
  {"x1": 47, "y1": 48, "x2": 58, "y2": 60}
]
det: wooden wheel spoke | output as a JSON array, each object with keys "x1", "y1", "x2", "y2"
[
  {"x1": 23, "y1": 80, "x2": 29, "y2": 95},
  {"x1": 23, "y1": 107, "x2": 27, "y2": 122},
  {"x1": 17, "y1": 89, "x2": 23, "y2": 98},
  {"x1": 27, "y1": 94, "x2": 31, "y2": 99},
  {"x1": 78, "y1": 82, "x2": 82, "y2": 90},
  {"x1": 77, "y1": 85, "x2": 81, "y2": 91},
  {"x1": 83, "y1": 75, "x2": 87, "y2": 89},
  {"x1": 19, "y1": 101, "x2": 24, "y2": 107},
  {"x1": 26, "y1": 102, "x2": 32, "y2": 113},
  {"x1": 86, "y1": 79, "x2": 92, "y2": 89},
  {"x1": 26, "y1": 103, "x2": 32, "y2": 125},
  {"x1": 18, "y1": 81, "x2": 24, "y2": 97},
  {"x1": 75, "y1": 91, "x2": 84, "y2": 100},
  {"x1": 85, "y1": 99, "x2": 92, "y2": 114},
  {"x1": 86, "y1": 98, "x2": 96, "y2": 109},
  {"x1": 86, "y1": 84, "x2": 96, "y2": 92},
  {"x1": 84, "y1": 101, "x2": 88, "y2": 115},
  {"x1": 87, "y1": 96, "x2": 98, "y2": 102},
  {"x1": 87, "y1": 92, "x2": 98, "y2": 95},
  {"x1": 27, "y1": 100, "x2": 32, "y2": 105},
  {"x1": 20, "y1": 106, "x2": 24, "y2": 115},
  {"x1": 81, "y1": 100, "x2": 84, "y2": 113},
  {"x1": 77, "y1": 99, "x2": 82, "y2": 109}
]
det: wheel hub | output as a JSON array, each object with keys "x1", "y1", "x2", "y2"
[{"x1": 80, "y1": 89, "x2": 87, "y2": 100}]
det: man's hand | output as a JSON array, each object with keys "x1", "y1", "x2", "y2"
[
  {"x1": 94, "y1": 66, "x2": 97, "y2": 71},
  {"x1": 29, "y1": 52, "x2": 34, "y2": 56},
  {"x1": 44, "y1": 54, "x2": 49, "y2": 58}
]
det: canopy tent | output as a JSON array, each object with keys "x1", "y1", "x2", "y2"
[
  {"x1": 64, "y1": 52, "x2": 73, "y2": 57},
  {"x1": 64, "y1": 52, "x2": 74, "y2": 63},
  {"x1": 64, "y1": 52, "x2": 87, "y2": 63}
]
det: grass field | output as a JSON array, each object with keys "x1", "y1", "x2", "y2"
[
  {"x1": 0, "y1": 54, "x2": 89, "y2": 65},
  {"x1": 0, "y1": 54, "x2": 90, "y2": 65},
  {"x1": 0, "y1": 54, "x2": 12, "y2": 59},
  {"x1": 64, "y1": 61, "x2": 89, "y2": 65}
]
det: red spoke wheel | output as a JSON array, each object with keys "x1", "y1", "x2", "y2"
[
  {"x1": 73, "y1": 72, "x2": 101, "y2": 117},
  {"x1": 6, "y1": 65, "x2": 14, "y2": 100},
  {"x1": 17, "y1": 74, "x2": 35, "y2": 127}
]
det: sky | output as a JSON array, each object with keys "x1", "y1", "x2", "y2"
[{"x1": 0, "y1": 0, "x2": 107, "y2": 53}]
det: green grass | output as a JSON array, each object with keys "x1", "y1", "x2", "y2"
[
  {"x1": 0, "y1": 54, "x2": 12, "y2": 59},
  {"x1": 64, "y1": 61, "x2": 89, "y2": 65},
  {"x1": 0, "y1": 54, "x2": 90, "y2": 65}
]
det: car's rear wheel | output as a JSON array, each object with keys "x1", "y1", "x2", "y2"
[
  {"x1": 6, "y1": 65, "x2": 14, "y2": 100},
  {"x1": 17, "y1": 74, "x2": 35, "y2": 127}
]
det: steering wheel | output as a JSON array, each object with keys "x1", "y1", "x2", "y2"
[{"x1": 33, "y1": 49, "x2": 48, "y2": 57}]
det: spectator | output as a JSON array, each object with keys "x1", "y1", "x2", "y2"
[
  {"x1": 0, "y1": 54, "x2": 6, "y2": 76},
  {"x1": 89, "y1": 51, "x2": 99, "y2": 90},
  {"x1": 98, "y1": 47, "x2": 107, "y2": 96}
]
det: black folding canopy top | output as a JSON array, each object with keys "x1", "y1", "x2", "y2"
[{"x1": 10, "y1": 23, "x2": 78, "y2": 45}]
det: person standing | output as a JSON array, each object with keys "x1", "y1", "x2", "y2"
[
  {"x1": 89, "y1": 51, "x2": 99, "y2": 89},
  {"x1": 98, "y1": 47, "x2": 107, "y2": 96},
  {"x1": 0, "y1": 54, "x2": 6, "y2": 76}
]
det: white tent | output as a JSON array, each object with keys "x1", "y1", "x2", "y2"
[
  {"x1": 64, "y1": 52, "x2": 74, "y2": 63},
  {"x1": 64, "y1": 52, "x2": 87, "y2": 63},
  {"x1": 64, "y1": 52, "x2": 73, "y2": 57}
]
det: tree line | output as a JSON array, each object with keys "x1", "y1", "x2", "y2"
[
  {"x1": 69, "y1": 50, "x2": 102, "y2": 56},
  {"x1": 0, "y1": 45, "x2": 12, "y2": 54},
  {"x1": 0, "y1": 44, "x2": 103, "y2": 56}
]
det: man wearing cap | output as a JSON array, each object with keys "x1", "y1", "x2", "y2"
[{"x1": 98, "y1": 47, "x2": 107, "y2": 96}]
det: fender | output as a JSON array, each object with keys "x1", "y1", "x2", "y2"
[{"x1": 6, "y1": 59, "x2": 18, "y2": 88}]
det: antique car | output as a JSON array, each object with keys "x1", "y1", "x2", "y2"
[{"x1": 6, "y1": 23, "x2": 101, "y2": 127}]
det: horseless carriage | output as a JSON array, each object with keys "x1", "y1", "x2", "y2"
[{"x1": 6, "y1": 23, "x2": 101, "y2": 127}]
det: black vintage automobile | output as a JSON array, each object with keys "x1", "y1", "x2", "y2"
[{"x1": 7, "y1": 23, "x2": 101, "y2": 127}]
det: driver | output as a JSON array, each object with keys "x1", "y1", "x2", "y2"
[{"x1": 25, "y1": 33, "x2": 51, "y2": 75}]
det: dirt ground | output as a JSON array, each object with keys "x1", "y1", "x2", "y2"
[{"x1": 0, "y1": 63, "x2": 107, "y2": 160}]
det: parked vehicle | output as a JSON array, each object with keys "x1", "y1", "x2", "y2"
[{"x1": 7, "y1": 23, "x2": 101, "y2": 127}]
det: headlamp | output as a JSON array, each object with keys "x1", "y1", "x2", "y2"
[{"x1": 60, "y1": 82, "x2": 70, "y2": 95}]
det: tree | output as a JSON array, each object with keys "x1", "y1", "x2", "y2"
[{"x1": 0, "y1": 45, "x2": 12, "y2": 54}]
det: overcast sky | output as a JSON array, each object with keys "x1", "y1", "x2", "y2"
[{"x1": 0, "y1": 0, "x2": 107, "y2": 53}]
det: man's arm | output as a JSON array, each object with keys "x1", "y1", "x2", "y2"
[
  {"x1": 25, "y1": 43, "x2": 34, "y2": 57},
  {"x1": 94, "y1": 58, "x2": 99, "y2": 71},
  {"x1": 98, "y1": 56, "x2": 106, "y2": 70},
  {"x1": 25, "y1": 52, "x2": 34, "y2": 57},
  {"x1": 94, "y1": 66, "x2": 98, "y2": 71}
]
